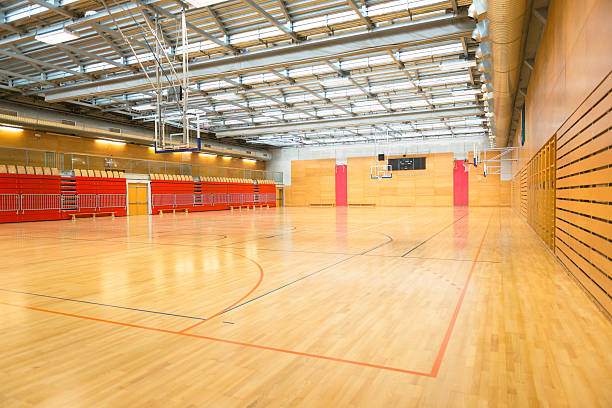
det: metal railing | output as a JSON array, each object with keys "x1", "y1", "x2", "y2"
[
  {"x1": 0, "y1": 193, "x2": 127, "y2": 213},
  {"x1": 21, "y1": 194, "x2": 61, "y2": 211},
  {"x1": 0, "y1": 194, "x2": 20, "y2": 213},
  {"x1": 152, "y1": 193, "x2": 276, "y2": 208}
]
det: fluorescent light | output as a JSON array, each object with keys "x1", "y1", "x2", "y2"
[
  {"x1": 318, "y1": 77, "x2": 352, "y2": 86},
  {"x1": 452, "y1": 89, "x2": 480, "y2": 97},
  {"x1": 185, "y1": 0, "x2": 227, "y2": 7},
  {"x1": 132, "y1": 104, "x2": 155, "y2": 111},
  {"x1": 0, "y1": 125, "x2": 23, "y2": 132},
  {"x1": 439, "y1": 60, "x2": 476, "y2": 71},
  {"x1": 212, "y1": 93, "x2": 240, "y2": 100},
  {"x1": 96, "y1": 139, "x2": 126, "y2": 146},
  {"x1": 222, "y1": 156, "x2": 232, "y2": 159},
  {"x1": 35, "y1": 28, "x2": 79, "y2": 44},
  {"x1": 242, "y1": 158, "x2": 256, "y2": 163},
  {"x1": 199, "y1": 153, "x2": 216, "y2": 157}
]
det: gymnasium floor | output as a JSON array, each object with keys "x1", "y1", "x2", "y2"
[{"x1": 1, "y1": 207, "x2": 610, "y2": 407}]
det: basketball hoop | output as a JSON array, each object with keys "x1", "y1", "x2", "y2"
[{"x1": 370, "y1": 164, "x2": 392, "y2": 180}]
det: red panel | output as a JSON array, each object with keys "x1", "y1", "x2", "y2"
[
  {"x1": 335, "y1": 164, "x2": 347, "y2": 206},
  {"x1": 453, "y1": 160, "x2": 469, "y2": 206}
]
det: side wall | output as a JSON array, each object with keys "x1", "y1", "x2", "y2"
[
  {"x1": 509, "y1": 0, "x2": 611, "y2": 314},
  {"x1": 511, "y1": 0, "x2": 611, "y2": 167},
  {"x1": 285, "y1": 153, "x2": 510, "y2": 207}
]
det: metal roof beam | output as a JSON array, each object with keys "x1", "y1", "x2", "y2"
[
  {"x1": 0, "y1": 49, "x2": 84, "y2": 77},
  {"x1": 241, "y1": 0, "x2": 300, "y2": 42},
  {"x1": 345, "y1": 0, "x2": 373, "y2": 30},
  {"x1": 45, "y1": 14, "x2": 474, "y2": 102},
  {"x1": 215, "y1": 106, "x2": 482, "y2": 137},
  {"x1": 129, "y1": 0, "x2": 237, "y2": 53}
]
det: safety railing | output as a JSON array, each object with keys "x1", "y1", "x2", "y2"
[
  {"x1": 98, "y1": 194, "x2": 127, "y2": 209},
  {"x1": 21, "y1": 194, "x2": 61, "y2": 212},
  {"x1": 77, "y1": 194, "x2": 97, "y2": 211},
  {"x1": 0, "y1": 194, "x2": 20, "y2": 213},
  {"x1": 0, "y1": 193, "x2": 127, "y2": 213},
  {"x1": 152, "y1": 193, "x2": 276, "y2": 208}
]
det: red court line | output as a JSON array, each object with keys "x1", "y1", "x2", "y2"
[
  {"x1": 0, "y1": 212, "x2": 493, "y2": 377},
  {"x1": 0, "y1": 301, "x2": 431, "y2": 376},
  {"x1": 179, "y1": 250, "x2": 265, "y2": 333},
  {"x1": 429, "y1": 212, "x2": 492, "y2": 377}
]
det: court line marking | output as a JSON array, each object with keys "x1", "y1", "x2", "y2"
[
  {"x1": 0, "y1": 288, "x2": 205, "y2": 320},
  {"x1": 0, "y1": 300, "x2": 432, "y2": 376},
  {"x1": 0, "y1": 211, "x2": 493, "y2": 377},
  {"x1": 429, "y1": 211, "x2": 492, "y2": 376},
  {"x1": 179, "y1": 250, "x2": 265, "y2": 332},
  {"x1": 219, "y1": 255, "x2": 357, "y2": 316},
  {"x1": 400, "y1": 214, "x2": 468, "y2": 257}
]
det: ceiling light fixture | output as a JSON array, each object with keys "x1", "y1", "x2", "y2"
[
  {"x1": 95, "y1": 139, "x2": 126, "y2": 146},
  {"x1": 35, "y1": 28, "x2": 79, "y2": 44},
  {"x1": 0, "y1": 125, "x2": 23, "y2": 132},
  {"x1": 212, "y1": 93, "x2": 240, "y2": 100},
  {"x1": 184, "y1": 0, "x2": 227, "y2": 7},
  {"x1": 439, "y1": 60, "x2": 476, "y2": 71},
  {"x1": 318, "y1": 77, "x2": 352, "y2": 86},
  {"x1": 132, "y1": 104, "x2": 155, "y2": 111}
]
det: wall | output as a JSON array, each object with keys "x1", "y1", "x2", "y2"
[
  {"x1": 268, "y1": 136, "x2": 489, "y2": 186},
  {"x1": 284, "y1": 159, "x2": 335, "y2": 206},
  {"x1": 285, "y1": 153, "x2": 511, "y2": 207},
  {"x1": 507, "y1": 0, "x2": 612, "y2": 314},
  {"x1": 511, "y1": 0, "x2": 612, "y2": 170},
  {"x1": 468, "y1": 152, "x2": 511, "y2": 207},
  {"x1": 0, "y1": 128, "x2": 265, "y2": 173},
  {"x1": 347, "y1": 154, "x2": 453, "y2": 206}
]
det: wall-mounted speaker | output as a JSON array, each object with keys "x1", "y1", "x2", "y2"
[{"x1": 378, "y1": 153, "x2": 385, "y2": 161}]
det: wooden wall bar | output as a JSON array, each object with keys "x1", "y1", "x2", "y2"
[
  {"x1": 525, "y1": 137, "x2": 556, "y2": 248},
  {"x1": 553, "y1": 74, "x2": 612, "y2": 314}
]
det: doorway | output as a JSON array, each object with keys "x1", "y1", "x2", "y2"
[{"x1": 128, "y1": 183, "x2": 148, "y2": 215}]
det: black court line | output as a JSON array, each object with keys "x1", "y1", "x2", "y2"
[
  {"x1": 359, "y1": 232, "x2": 394, "y2": 255},
  {"x1": 219, "y1": 255, "x2": 358, "y2": 316},
  {"x1": 400, "y1": 214, "x2": 467, "y2": 257},
  {"x1": 0, "y1": 288, "x2": 211, "y2": 321}
]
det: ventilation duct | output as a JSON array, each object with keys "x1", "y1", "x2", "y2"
[
  {"x1": 0, "y1": 111, "x2": 271, "y2": 160},
  {"x1": 487, "y1": 0, "x2": 529, "y2": 146}
]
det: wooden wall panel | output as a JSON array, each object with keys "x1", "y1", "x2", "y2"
[
  {"x1": 288, "y1": 153, "x2": 509, "y2": 207},
  {"x1": 346, "y1": 153, "x2": 453, "y2": 207},
  {"x1": 554, "y1": 75, "x2": 612, "y2": 315},
  {"x1": 467, "y1": 152, "x2": 510, "y2": 207},
  {"x1": 510, "y1": 0, "x2": 612, "y2": 177},
  {"x1": 285, "y1": 159, "x2": 335, "y2": 206}
]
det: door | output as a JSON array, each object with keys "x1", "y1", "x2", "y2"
[{"x1": 128, "y1": 183, "x2": 148, "y2": 215}]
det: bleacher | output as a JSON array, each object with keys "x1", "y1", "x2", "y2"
[
  {"x1": 0, "y1": 164, "x2": 277, "y2": 223},
  {"x1": 150, "y1": 175, "x2": 277, "y2": 214},
  {"x1": 0, "y1": 165, "x2": 127, "y2": 223}
]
